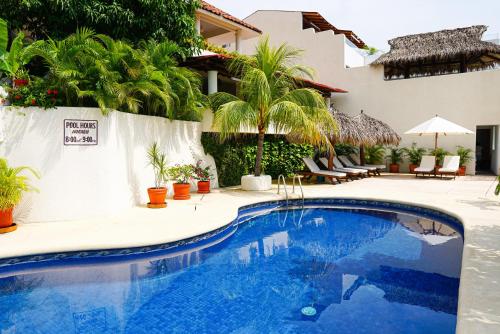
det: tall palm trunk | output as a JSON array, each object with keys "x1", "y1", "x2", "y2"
[{"x1": 254, "y1": 129, "x2": 265, "y2": 176}]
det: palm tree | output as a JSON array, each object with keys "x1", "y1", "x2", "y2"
[
  {"x1": 26, "y1": 29, "x2": 205, "y2": 119},
  {"x1": 209, "y1": 37, "x2": 336, "y2": 176}
]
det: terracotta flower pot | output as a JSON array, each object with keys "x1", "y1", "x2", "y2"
[
  {"x1": 0, "y1": 207, "x2": 14, "y2": 228},
  {"x1": 173, "y1": 183, "x2": 191, "y2": 200},
  {"x1": 459, "y1": 166, "x2": 466, "y2": 176},
  {"x1": 389, "y1": 164, "x2": 400, "y2": 173},
  {"x1": 13, "y1": 79, "x2": 28, "y2": 88},
  {"x1": 197, "y1": 180, "x2": 210, "y2": 194},
  {"x1": 147, "y1": 187, "x2": 167, "y2": 205},
  {"x1": 409, "y1": 164, "x2": 417, "y2": 174}
]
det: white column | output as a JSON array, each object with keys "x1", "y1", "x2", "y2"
[
  {"x1": 235, "y1": 30, "x2": 241, "y2": 53},
  {"x1": 208, "y1": 70, "x2": 218, "y2": 94},
  {"x1": 195, "y1": 17, "x2": 201, "y2": 35}
]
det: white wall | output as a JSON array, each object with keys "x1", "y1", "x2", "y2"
[
  {"x1": 0, "y1": 107, "x2": 218, "y2": 223},
  {"x1": 243, "y1": 11, "x2": 500, "y2": 175}
]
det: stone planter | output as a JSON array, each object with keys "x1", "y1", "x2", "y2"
[{"x1": 241, "y1": 175, "x2": 272, "y2": 191}]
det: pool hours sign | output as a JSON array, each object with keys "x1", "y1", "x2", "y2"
[{"x1": 64, "y1": 119, "x2": 98, "y2": 145}]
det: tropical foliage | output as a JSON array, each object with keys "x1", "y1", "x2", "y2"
[
  {"x1": 209, "y1": 37, "x2": 336, "y2": 176},
  {"x1": 430, "y1": 148, "x2": 450, "y2": 166},
  {"x1": 8, "y1": 78, "x2": 62, "y2": 109},
  {"x1": 0, "y1": 0, "x2": 202, "y2": 55},
  {"x1": 0, "y1": 19, "x2": 31, "y2": 81},
  {"x1": 147, "y1": 142, "x2": 169, "y2": 189},
  {"x1": 403, "y1": 143, "x2": 427, "y2": 165},
  {"x1": 1, "y1": 28, "x2": 205, "y2": 120},
  {"x1": 192, "y1": 160, "x2": 213, "y2": 182},
  {"x1": 456, "y1": 146, "x2": 473, "y2": 166},
  {"x1": 0, "y1": 158, "x2": 40, "y2": 210},
  {"x1": 334, "y1": 143, "x2": 358, "y2": 157},
  {"x1": 364, "y1": 145, "x2": 385, "y2": 164},
  {"x1": 202, "y1": 133, "x2": 314, "y2": 187},
  {"x1": 387, "y1": 147, "x2": 404, "y2": 165},
  {"x1": 168, "y1": 165, "x2": 194, "y2": 184}
]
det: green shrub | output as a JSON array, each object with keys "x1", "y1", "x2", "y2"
[
  {"x1": 429, "y1": 148, "x2": 450, "y2": 166},
  {"x1": 365, "y1": 145, "x2": 385, "y2": 164},
  {"x1": 403, "y1": 143, "x2": 426, "y2": 165},
  {"x1": 334, "y1": 143, "x2": 358, "y2": 157},
  {"x1": 0, "y1": 0, "x2": 202, "y2": 55},
  {"x1": 456, "y1": 146, "x2": 473, "y2": 166},
  {"x1": 202, "y1": 133, "x2": 314, "y2": 187}
]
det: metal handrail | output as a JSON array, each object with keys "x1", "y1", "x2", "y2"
[
  {"x1": 277, "y1": 174, "x2": 289, "y2": 205},
  {"x1": 292, "y1": 174, "x2": 305, "y2": 204}
]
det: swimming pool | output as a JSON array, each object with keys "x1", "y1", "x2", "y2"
[{"x1": 0, "y1": 199, "x2": 463, "y2": 334}]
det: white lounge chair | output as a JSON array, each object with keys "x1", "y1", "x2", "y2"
[
  {"x1": 338, "y1": 156, "x2": 378, "y2": 176},
  {"x1": 300, "y1": 158, "x2": 349, "y2": 184},
  {"x1": 349, "y1": 153, "x2": 386, "y2": 171},
  {"x1": 319, "y1": 157, "x2": 366, "y2": 179},
  {"x1": 437, "y1": 156, "x2": 460, "y2": 179},
  {"x1": 414, "y1": 155, "x2": 436, "y2": 177}
]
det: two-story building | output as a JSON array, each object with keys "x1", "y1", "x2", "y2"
[{"x1": 241, "y1": 10, "x2": 500, "y2": 175}]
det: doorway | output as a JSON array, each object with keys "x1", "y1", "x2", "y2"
[{"x1": 475, "y1": 127, "x2": 493, "y2": 173}]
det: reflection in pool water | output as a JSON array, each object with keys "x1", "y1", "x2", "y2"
[{"x1": 0, "y1": 207, "x2": 463, "y2": 333}]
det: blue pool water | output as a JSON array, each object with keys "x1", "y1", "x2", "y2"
[{"x1": 0, "y1": 202, "x2": 463, "y2": 334}]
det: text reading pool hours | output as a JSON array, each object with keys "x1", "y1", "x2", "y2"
[{"x1": 64, "y1": 119, "x2": 98, "y2": 146}]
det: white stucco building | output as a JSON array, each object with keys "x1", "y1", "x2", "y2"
[{"x1": 242, "y1": 10, "x2": 500, "y2": 175}]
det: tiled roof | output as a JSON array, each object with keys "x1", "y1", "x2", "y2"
[
  {"x1": 302, "y1": 12, "x2": 366, "y2": 49},
  {"x1": 200, "y1": 1, "x2": 262, "y2": 33},
  {"x1": 181, "y1": 54, "x2": 348, "y2": 94}
]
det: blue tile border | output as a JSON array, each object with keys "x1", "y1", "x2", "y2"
[{"x1": 0, "y1": 198, "x2": 463, "y2": 273}]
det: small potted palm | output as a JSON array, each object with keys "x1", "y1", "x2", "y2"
[
  {"x1": 192, "y1": 160, "x2": 213, "y2": 194},
  {"x1": 456, "y1": 146, "x2": 473, "y2": 176},
  {"x1": 387, "y1": 147, "x2": 403, "y2": 173},
  {"x1": 430, "y1": 148, "x2": 450, "y2": 172},
  {"x1": 147, "y1": 142, "x2": 169, "y2": 208},
  {"x1": 403, "y1": 143, "x2": 426, "y2": 173},
  {"x1": 0, "y1": 158, "x2": 40, "y2": 232},
  {"x1": 168, "y1": 164, "x2": 194, "y2": 200}
]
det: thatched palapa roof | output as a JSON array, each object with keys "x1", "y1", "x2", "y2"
[
  {"x1": 327, "y1": 109, "x2": 370, "y2": 145},
  {"x1": 373, "y1": 25, "x2": 500, "y2": 78},
  {"x1": 353, "y1": 111, "x2": 401, "y2": 146}
]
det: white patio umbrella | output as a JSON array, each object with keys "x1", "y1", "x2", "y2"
[{"x1": 405, "y1": 115, "x2": 474, "y2": 150}]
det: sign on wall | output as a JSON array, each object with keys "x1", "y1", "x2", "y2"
[{"x1": 64, "y1": 119, "x2": 98, "y2": 145}]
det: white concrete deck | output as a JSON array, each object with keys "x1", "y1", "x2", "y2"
[{"x1": 1, "y1": 174, "x2": 499, "y2": 333}]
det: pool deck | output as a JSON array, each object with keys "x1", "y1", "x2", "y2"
[{"x1": 1, "y1": 174, "x2": 499, "y2": 333}]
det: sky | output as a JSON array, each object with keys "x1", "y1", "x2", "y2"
[{"x1": 206, "y1": 0, "x2": 500, "y2": 50}]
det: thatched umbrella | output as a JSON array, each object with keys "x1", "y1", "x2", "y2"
[
  {"x1": 372, "y1": 25, "x2": 500, "y2": 79},
  {"x1": 323, "y1": 109, "x2": 374, "y2": 169},
  {"x1": 353, "y1": 110, "x2": 401, "y2": 165}
]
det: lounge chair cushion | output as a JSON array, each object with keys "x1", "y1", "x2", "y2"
[
  {"x1": 302, "y1": 158, "x2": 347, "y2": 178},
  {"x1": 339, "y1": 156, "x2": 377, "y2": 171},
  {"x1": 438, "y1": 156, "x2": 460, "y2": 173},
  {"x1": 415, "y1": 156, "x2": 436, "y2": 173},
  {"x1": 319, "y1": 157, "x2": 364, "y2": 175}
]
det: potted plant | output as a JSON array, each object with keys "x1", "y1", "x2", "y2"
[
  {"x1": 386, "y1": 147, "x2": 403, "y2": 173},
  {"x1": 0, "y1": 158, "x2": 39, "y2": 232},
  {"x1": 168, "y1": 164, "x2": 194, "y2": 200},
  {"x1": 209, "y1": 37, "x2": 335, "y2": 191},
  {"x1": 456, "y1": 146, "x2": 473, "y2": 176},
  {"x1": 364, "y1": 145, "x2": 385, "y2": 165},
  {"x1": 192, "y1": 160, "x2": 213, "y2": 194},
  {"x1": 430, "y1": 147, "x2": 450, "y2": 170},
  {"x1": 147, "y1": 142, "x2": 169, "y2": 207},
  {"x1": 403, "y1": 143, "x2": 426, "y2": 173}
]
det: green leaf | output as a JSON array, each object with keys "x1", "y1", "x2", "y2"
[{"x1": 0, "y1": 18, "x2": 7, "y2": 54}]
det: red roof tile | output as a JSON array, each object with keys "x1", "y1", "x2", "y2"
[{"x1": 200, "y1": 1, "x2": 262, "y2": 34}]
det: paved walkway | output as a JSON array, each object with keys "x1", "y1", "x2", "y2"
[{"x1": 1, "y1": 174, "x2": 499, "y2": 333}]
